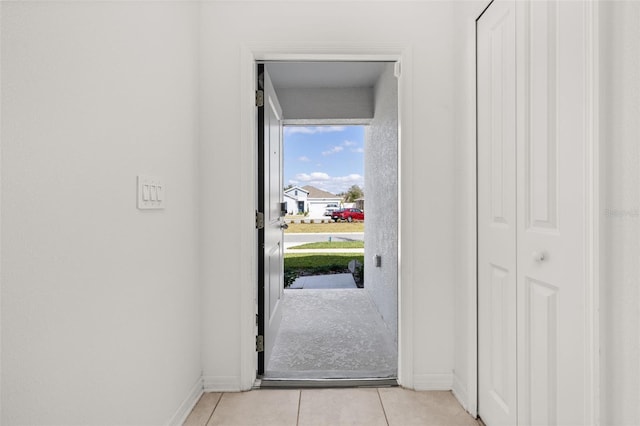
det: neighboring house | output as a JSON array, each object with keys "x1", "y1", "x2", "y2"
[
  {"x1": 302, "y1": 185, "x2": 343, "y2": 217},
  {"x1": 283, "y1": 186, "x2": 309, "y2": 214},
  {"x1": 354, "y1": 197, "x2": 365, "y2": 210},
  {"x1": 283, "y1": 192, "x2": 298, "y2": 215}
]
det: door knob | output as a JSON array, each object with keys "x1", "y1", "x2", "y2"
[
  {"x1": 280, "y1": 222, "x2": 289, "y2": 230},
  {"x1": 532, "y1": 251, "x2": 546, "y2": 262}
]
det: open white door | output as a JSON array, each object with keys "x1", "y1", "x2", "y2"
[
  {"x1": 257, "y1": 65, "x2": 285, "y2": 374},
  {"x1": 477, "y1": 1, "x2": 518, "y2": 425}
]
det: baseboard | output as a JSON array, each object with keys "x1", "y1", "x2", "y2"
[
  {"x1": 167, "y1": 375, "x2": 204, "y2": 426},
  {"x1": 412, "y1": 373, "x2": 453, "y2": 391},
  {"x1": 203, "y1": 375, "x2": 243, "y2": 392},
  {"x1": 452, "y1": 373, "x2": 470, "y2": 412}
]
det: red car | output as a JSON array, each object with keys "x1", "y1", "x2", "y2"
[{"x1": 331, "y1": 208, "x2": 364, "y2": 222}]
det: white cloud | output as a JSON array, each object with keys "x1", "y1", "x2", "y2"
[
  {"x1": 322, "y1": 146, "x2": 344, "y2": 156},
  {"x1": 295, "y1": 172, "x2": 330, "y2": 182},
  {"x1": 298, "y1": 156, "x2": 310, "y2": 162},
  {"x1": 284, "y1": 126, "x2": 346, "y2": 135},
  {"x1": 290, "y1": 172, "x2": 364, "y2": 194},
  {"x1": 343, "y1": 140, "x2": 357, "y2": 147},
  {"x1": 333, "y1": 174, "x2": 364, "y2": 184},
  {"x1": 351, "y1": 147, "x2": 364, "y2": 153}
]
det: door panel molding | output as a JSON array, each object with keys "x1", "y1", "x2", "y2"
[
  {"x1": 524, "y1": 277, "x2": 558, "y2": 426},
  {"x1": 524, "y1": 0, "x2": 559, "y2": 231}
]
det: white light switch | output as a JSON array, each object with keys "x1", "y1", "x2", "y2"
[{"x1": 137, "y1": 175, "x2": 165, "y2": 210}]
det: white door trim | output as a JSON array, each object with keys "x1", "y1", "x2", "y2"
[
  {"x1": 238, "y1": 43, "x2": 411, "y2": 390},
  {"x1": 463, "y1": 2, "x2": 493, "y2": 416},
  {"x1": 470, "y1": 1, "x2": 600, "y2": 423}
]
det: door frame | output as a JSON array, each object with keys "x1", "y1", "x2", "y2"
[
  {"x1": 471, "y1": 0, "x2": 600, "y2": 422},
  {"x1": 238, "y1": 44, "x2": 410, "y2": 390}
]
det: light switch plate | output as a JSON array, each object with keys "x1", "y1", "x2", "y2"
[{"x1": 138, "y1": 175, "x2": 165, "y2": 210}]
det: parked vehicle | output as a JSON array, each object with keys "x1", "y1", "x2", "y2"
[
  {"x1": 331, "y1": 208, "x2": 364, "y2": 222},
  {"x1": 324, "y1": 203, "x2": 340, "y2": 216}
]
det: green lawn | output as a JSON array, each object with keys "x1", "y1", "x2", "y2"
[
  {"x1": 285, "y1": 221, "x2": 364, "y2": 233},
  {"x1": 288, "y1": 241, "x2": 364, "y2": 250}
]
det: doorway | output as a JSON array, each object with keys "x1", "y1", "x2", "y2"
[{"x1": 257, "y1": 61, "x2": 399, "y2": 384}]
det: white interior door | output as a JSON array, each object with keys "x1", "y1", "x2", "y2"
[
  {"x1": 515, "y1": 2, "x2": 589, "y2": 424},
  {"x1": 479, "y1": 1, "x2": 593, "y2": 425},
  {"x1": 261, "y1": 68, "x2": 285, "y2": 371},
  {"x1": 477, "y1": 1, "x2": 518, "y2": 425}
]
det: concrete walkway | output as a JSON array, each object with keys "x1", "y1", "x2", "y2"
[
  {"x1": 284, "y1": 247, "x2": 365, "y2": 254},
  {"x1": 289, "y1": 273, "x2": 357, "y2": 289}
]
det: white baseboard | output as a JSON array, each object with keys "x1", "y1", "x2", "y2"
[
  {"x1": 203, "y1": 375, "x2": 243, "y2": 392},
  {"x1": 167, "y1": 376, "x2": 204, "y2": 426},
  {"x1": 452, "y1": 373, "x2": 470, "y2": 412},
  {"x1": 412, "y1": 373, "x2": 453, "y2": 391}
]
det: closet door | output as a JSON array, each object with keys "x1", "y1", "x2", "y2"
[
  {"x1": 477, "y1": 1, "x2": 517, "y2": 425},
  {"x1": 515, "y1": 2, "x2": 590, "y2": 425}
]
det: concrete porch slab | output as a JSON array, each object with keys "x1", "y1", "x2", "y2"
[
  {"x1": 289, "y1": 273, "x2": 357, "y2": 289},
  {"x1": 265, "y1": 288, "x2": 397, "y2": 380}
]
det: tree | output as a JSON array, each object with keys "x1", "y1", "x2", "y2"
[{"x1": 343, "y1": 185, "x2": 364, "y2": 203}]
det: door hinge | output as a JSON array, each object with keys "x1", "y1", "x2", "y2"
[
  {"x1": 256, "y1": 211, "x2": 264, "y2": 230},
  {"x1": 256, "y1": 335, "x2": 264, "y2": 352},
  {"x1": 256, "y1": 90, "x2": 264, "y2": 107}
]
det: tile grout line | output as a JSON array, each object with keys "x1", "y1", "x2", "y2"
[
  {"x1": 377, "y1": 388, "x2": 390, "y2": 426},
  {"x1": 204, "y1": 392, "x2": 224, "y2": 426},
  {"x1": 296, "y1": 390, "x2": 302, "y2": 426}
]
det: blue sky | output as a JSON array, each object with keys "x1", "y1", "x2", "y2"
[{"x1": 283, "y1": 125, "x2": 365, "y2": 195}]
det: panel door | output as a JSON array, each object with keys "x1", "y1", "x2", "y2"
[
  {"x1": 477, "y1": 1, "x2": 518, "y2": 425},
  {"x1": 515, "y1": 2, "x2": 590, "y2": 424},
  {"x1": 258, "y1": 67, "x2": 285, "y2": 373}
]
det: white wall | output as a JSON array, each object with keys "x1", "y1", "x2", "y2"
[
  {"x1": 599, "y1": 2, "x2": 640, "y2": 424},
  {"x1": 364, "y1": 63, "x2": 398, "y2": 344},
  {"x1": 277, "y1": 88, "x2": 374, "y2": 120},
  {"x1": 200, "y1": 0, "x2": 457, "y2": 390},
  {"x1": 1, "y1": 2, "x2": 202, "y2": 424}
]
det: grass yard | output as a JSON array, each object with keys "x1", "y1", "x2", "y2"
[
  {"x1": 288, "y1": 241, "x2": 364, "y2": 250},
  {"x1": 285, "y1": 221, "x2": 364, "y2": 233}
]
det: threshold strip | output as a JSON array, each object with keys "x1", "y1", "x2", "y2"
[{"x1": 257, "y1": 378, "x2": 398, "y2": 389}]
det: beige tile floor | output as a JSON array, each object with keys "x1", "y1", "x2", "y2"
[{"x1": 183, "y1": 388, "x2": 479, "y2": 426}]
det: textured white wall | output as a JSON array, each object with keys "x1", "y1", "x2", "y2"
[
  {"x1": 599, "y1": 2, "x2": 640, "y2": 424},
  {"x1": 364, "y1": 63, "x2": 398, "y2": 343},
  {"x1": 200, "y1": 0, "x2": 457, "y2": 390},
  {"x1": 1, "y1": 2, "x2": 202, "y2": 424}
]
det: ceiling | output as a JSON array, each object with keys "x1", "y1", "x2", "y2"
[{"x1": 265, "y1": 61, "x2": 388, "y2": 90}]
